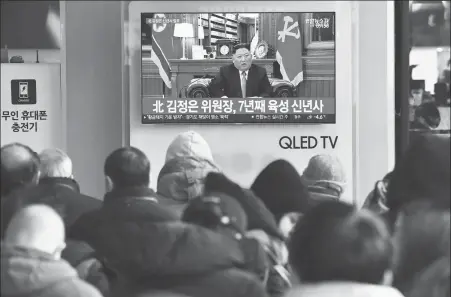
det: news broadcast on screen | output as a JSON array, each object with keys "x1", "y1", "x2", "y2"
[{"x1": 141, "y1": 12, "x2": 336, "y2": 124}]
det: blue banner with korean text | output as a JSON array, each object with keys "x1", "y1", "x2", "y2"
[{"x1": 142, "y1": 97, "x2": 335, "y2": 124}]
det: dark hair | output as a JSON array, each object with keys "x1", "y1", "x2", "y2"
[
  {"x1": 104, "y1": 147, "x2": 150, "y2": 188},
  {"x1": 251, "y1": 159, "x2": 312, "y2": 222},
  {"x1": 289, "y1": 200, "x2": 393, "y2": 284},
  {"x1": 362, "y1": 171, "x2": 393, "y2": 213},
  {"x1": 392, "y1": 201, "x2": 450, "y2": 293},
  {"x1": 1, "y1": 143, "x2": 40, "y2": 197},
  {"x1": 232, "y1": 43, "x2": 250, "y2": 54}
]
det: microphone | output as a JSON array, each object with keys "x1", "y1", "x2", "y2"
[{"x1": 178, "y1": 74, "x2": 209, "y2": 98}]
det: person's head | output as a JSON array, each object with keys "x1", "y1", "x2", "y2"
[
  {"x1": 232, "y1": 43, "x2": 253, "y2": 71},
  {"x1": 251, "y1": 159, "x2": 311, "y2": 232},
  {"x1": 165, "y1": 131, "x2": 214, "y2": 164},
  {"x1": 301, "y1": 154, "x2": 347, "y2": 197},
  {"x1": 104, "y1": 147, "x2": 151, "y2": 192},
  {"x1": 386, "y1": 134, "x2": 450, "y2": 227},
  {"x1": 362, "y1": 171, "x2": 393, "y2": 214},
  {"x1": 289, "y1": 200, "x2": 393, "y2": 285},
  {"x1": 205, "y1": 172, "x2": 285, "y2": 241},
  {"x1": 39, "y1": 148, "x2": 73, "y2": 179},
  {"x1": 4, "y1": 204, "x2": 66, "y2": 259},
  {"x1": 392, "y1": 200, "x2": 450, "y2": 292},
  {"x1": 1, "y1": 143, "x2": 40, "y2": 197},
  {"x1": 182, "y1": 192, "x2": 248, "y2": 240},
  {"x1": 407, "y1": 257, "x2": 450, "y2": 297}
]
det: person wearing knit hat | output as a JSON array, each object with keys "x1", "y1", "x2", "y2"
[
  {"x1": 301, "y1": 154, "x2": 347, "y2": 205},
  {"x1": 251, "y1": 159, "x2": 311, "y2": 238}
]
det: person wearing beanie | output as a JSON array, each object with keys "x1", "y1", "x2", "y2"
[
  {"x1": 157, "y1": 131, "x2": 220, "y2": 216},
  {"x1": 385, "y1": 134, "x2": 450, "y2": 229},
  {"x1": 301, "y1": 154, "x2": 347, "y2": 204}
]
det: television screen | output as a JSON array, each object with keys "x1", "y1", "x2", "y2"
[{"x1": 141, "y1": 12, "x2": 336, "y2": 124}]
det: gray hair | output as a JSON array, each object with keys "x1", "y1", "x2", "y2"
[{"x1": 39, "y1": 148, "x2": 72, "y2": 178}]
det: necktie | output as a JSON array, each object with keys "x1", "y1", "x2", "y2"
[{"x1": 241, "y1": 71, "x2": 247, "y2": 98}]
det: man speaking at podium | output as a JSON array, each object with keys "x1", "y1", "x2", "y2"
[{"x1": 209, "y1": 43, "x2": 272, "y2": 98}]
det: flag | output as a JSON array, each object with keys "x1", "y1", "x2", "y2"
[
  {"x1": 150, "y1": 14, "x2": 175, "y2": 89},
  {"x1": 250, "y1": 30, "x2": 259, "y2": 57},
  {"x1": 275, "y1": 13, "x2": 304, "y2": 86}
]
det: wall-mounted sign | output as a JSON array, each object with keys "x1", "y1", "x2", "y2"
[{"x1": 11, "y1": 79, "x2": 36, "y2": 105}]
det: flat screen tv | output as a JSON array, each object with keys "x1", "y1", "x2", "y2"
[{"x1": 139, "y1": 6, "x2": 336, "y2": 124}]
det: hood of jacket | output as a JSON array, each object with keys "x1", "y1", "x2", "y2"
[
  {"x1": 165, "y1": 131, "x2": 215, "y2": 164},
  {"x1": 1, "y1": 244, "x2": 79, "y2": 296},
  {"x1": 284, "y1": 282, "x2": 405, "y2": 297},
  {"x1": 92, "y1": 220, "x2": 246, "y2": 282},
  {"x1": 307, "y1": 183, "x2": 341, "y2": 205},
  {"x1": 157, "y1": 156, "x2": 220, "y2": 209}
]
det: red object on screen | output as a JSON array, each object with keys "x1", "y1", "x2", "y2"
[{"x1": 275, "y1": 13, "x2": 304, "y2": 86}]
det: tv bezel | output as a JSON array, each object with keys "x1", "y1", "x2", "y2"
[{"x1": 130, "y1": 1, "x2": 340, "y2": 125}]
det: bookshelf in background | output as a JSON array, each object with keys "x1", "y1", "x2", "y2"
[{"x1": 199, "y1": 13, "x2": 239, "y2": 47}]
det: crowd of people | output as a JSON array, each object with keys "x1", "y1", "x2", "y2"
[{"x1": 0, "y1": 130, "x2": 450, "y2": 297}]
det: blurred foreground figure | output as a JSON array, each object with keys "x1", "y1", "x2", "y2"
[
  {"x1": 392, "y1": 200, "x2": 450, "y2": 296},
  {"x1": 0, "y1": 148, "x2": 106, "y2": 293},
  {"x1": 0, "y1": 205, "x2": 102, "y2": 297},
  {"x1": 406, "y1": 257, "x2": 450, "y2": 297},
  {"x1": 287, "y1": 200, "x2": 404, "y2": 297},
  {"x1": 385, "y1": 134, "x2": 450, "y2": 228}
]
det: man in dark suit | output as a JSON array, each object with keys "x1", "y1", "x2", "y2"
[{"x1": 209, "y1": 43, "x2": 272, "y2": 98}]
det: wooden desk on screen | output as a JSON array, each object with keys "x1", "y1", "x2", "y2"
[{"x1": 168, "y1": 59, "x2": 275, "y2": 98}]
